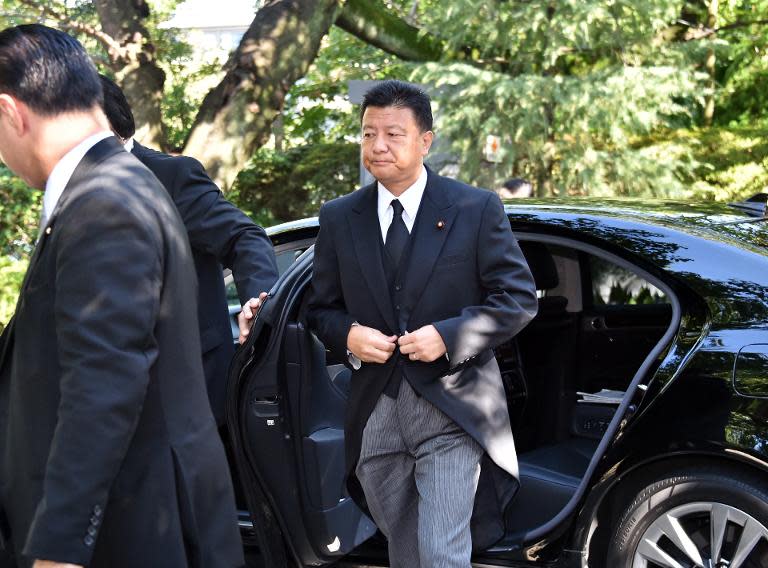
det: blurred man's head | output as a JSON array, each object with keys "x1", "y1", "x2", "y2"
[
  {"x1": 99, "y1": 74, "x2": 135, "y2": 141},
  {"x1": 500, "y1": 178, "x2": 533, "y2": 198},
  {"x1": 0, "y1": 24, "x2": 104, "y2": 188},
  {"x1": 360, "y1": 80, "x2": 434, "y2": 195}
]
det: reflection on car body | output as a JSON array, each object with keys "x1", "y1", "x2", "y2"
[{"x1": 225, "y1": 196, "x2": 768, "y2": 568}]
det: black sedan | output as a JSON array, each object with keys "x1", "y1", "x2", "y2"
[{"x1": 225, "y1": 195, "x2": 768, "y2": 568}]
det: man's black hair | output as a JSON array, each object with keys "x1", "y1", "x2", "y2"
[
  {"x1": 0, "y1": 24, "x2": 102, "y2": 115},
  {"x1": 360, "y1": 80, "x2": 433, "y2": 133},
  {"x1": 502, "y1": 178, "x2": 531, "y2": 191},
  {"x1": 99, "y1": 74, "x2": 136, "y2": 139}
]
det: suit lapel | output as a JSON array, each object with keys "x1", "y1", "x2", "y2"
[
  {"x1": 18, "y1": 137, "x2": 124, "y2": 298},
  {"x1": 347, "y1": 183, "x2": 398, "y2": 334},
  {"x1": 400, "y1": 171, "x2": 457, "y2": 330}
]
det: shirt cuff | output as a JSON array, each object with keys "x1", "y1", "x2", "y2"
[
  {"x1": 347, "y1": 321, "x2": 362, "y2": 369},
  {"x1": 347, "y1": 350, "x2": 362, "y2": 370}
]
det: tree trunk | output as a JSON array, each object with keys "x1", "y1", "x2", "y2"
[
  {"x1": 93, "y1": 0, "x2": 166, "y2": 149},
  {"x1": 704, "y1": 0, "x2": 718, "y2": 127},
  {"x1": 183, "y1": 0, "x2": 344, "y2": 191}
]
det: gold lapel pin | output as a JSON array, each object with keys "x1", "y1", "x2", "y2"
[{"x1": 436, "y1": 220, "x2": 445, "y2": 230}]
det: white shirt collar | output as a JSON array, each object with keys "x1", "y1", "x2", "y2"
[
  {"x1": 377, "y1": 166, "x2": 428, "y2": 240},
  {"x1": 43, "y1": 130, "x2": 114, "y2": 221},
  {"x1": 123, "y1": 137, "x2": 134, "y2": 153}
]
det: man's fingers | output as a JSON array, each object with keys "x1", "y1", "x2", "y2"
[
  {"x1": 369, "y1": 332, "x2": 397, "y2": 351},
  {"x1": 398, "y1": 341, "x2": 416, "y2": 354},
  {"x1": 237, "y1": 293, "x2": 268, "y2": 345},
  {"x1": 371, "y1": 348, "x2": 395, "y2": 363}
]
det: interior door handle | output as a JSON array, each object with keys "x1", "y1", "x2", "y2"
[{"x1": 251, "y1": 397, "x2": 279, "y2": 419}]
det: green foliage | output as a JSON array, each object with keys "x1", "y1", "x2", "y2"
[
  {"x1": 711, "y1": 1, "x2": 768, "y2": 128},
  {"x1": 0, "y1": 165, "x2": 41, "y2": 257},
  {"x1": 636, "y1": 125, "x2": 768, "y2": 201},
  {"x1": 281, "y1": 26, "x2": 408, "y2": 147},
  {"x1": 231, "y1": 142, "x2": 359, "y2": 225},
  {"x1": 0, "y1": 257, "x2": 26, "y2": 330}
]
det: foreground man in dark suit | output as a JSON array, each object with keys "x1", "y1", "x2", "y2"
[
  {"x1": 307, "y1": 81, "x2": 538, "y2": 567},
  {"x1": 99, "y1": 75, "x2": 279, "y2": 424},
  {"x1": 0, "y1": 25, "x2": 243, "y2": 568}
]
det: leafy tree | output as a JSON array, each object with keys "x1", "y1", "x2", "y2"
[{"x1": 231, "y1": 142, "x2": 359, "y2": 225}]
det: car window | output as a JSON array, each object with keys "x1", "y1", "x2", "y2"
[
  {"x1": 589, "y1": 256, "x2": 667, "y2": 306},
  {"x1": 225, "y1": 246, "x2": 311, "y2": 309}
]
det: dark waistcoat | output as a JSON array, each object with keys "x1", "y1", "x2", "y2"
[{"x1": 381, "y1": 231, "x2": 415, "y2": 398}]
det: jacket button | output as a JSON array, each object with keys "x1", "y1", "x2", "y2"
[
  {"x1": 84, "y1": 535, "x2": 95, "y2": 547},
  {"x1": 87, "y1": 526, "x2": 98, "y2": 537},
  {"x1": 93, "y1": 505, "x2": 103, "y2": 517},
  {"x1": 395, "y1": 305, "x2": 401, "y2": 310},
  {"x1": 90, "y1": 515, "x2": 100, "y2": 526},
  {"x1": 395, "y1": 284, "x2": 402, "y2": 291}
]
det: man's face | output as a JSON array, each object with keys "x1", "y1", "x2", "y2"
[{"x1": 361, "y1": 105, "x2": 433, "y2": 193}]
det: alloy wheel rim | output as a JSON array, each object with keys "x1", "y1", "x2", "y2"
[{"x1": 632, "y1": 501, "x2": 768, "y2": 568}]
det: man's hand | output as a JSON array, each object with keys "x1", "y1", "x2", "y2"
[
  {"x1": 238, "y1": 292, "x2": 268, "y2": 344},
  {"x1": 398, "y1": 325, "x2": 447, "y2": 363},
  {"x1": 347, "y1": 325, "x2": 397, "y2": 364},
  {"x1": 33, "y1": 561, "x2": 83, "y2": 568}
]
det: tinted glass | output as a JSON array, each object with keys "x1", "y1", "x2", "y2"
[{"x1": 589, "y1": 256, "x2": 667, "y2": 306}]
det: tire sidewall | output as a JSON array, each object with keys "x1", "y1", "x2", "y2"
[{"x1": 609, "y1": 470, "x2": 768, "y2": 567}]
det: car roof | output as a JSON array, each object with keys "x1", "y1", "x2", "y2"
[{"x1": 503, "y1": 197, "x2": 768, "y2": 252}]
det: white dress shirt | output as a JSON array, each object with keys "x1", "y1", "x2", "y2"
[
  {"x1": 41, "y1": 131, "x2": 114, "y2": 229},
  {"x1": 377, "y1": 166, "x2": 428, "y2": 242},
  {"x1": 349, "y1": 166, "x2": 429, "y2": 369}
]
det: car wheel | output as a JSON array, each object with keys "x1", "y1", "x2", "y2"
[{"x1": 608, "y1": 467, "x2": 768, "y2": 568}]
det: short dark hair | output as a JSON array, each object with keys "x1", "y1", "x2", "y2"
[
  {"x1": 360, "y1": 80, "x2": 433, "y2": 133},
  {"x1": 99, "y1": 74, "x2": 136, "y2": 139},
  {"x1": 0, "y1": 24, "x2": 102, "y2": 115},
  {"x1": 503, "y1": 178, "x2": 532, "y2": 192}
]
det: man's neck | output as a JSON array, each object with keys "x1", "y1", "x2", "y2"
[
  {"x1": 380, "y1": 170, "x2": 424, "y2": 197},
  {"x1": 30, "y1": 109, "x2": 108, "y2": 188}
]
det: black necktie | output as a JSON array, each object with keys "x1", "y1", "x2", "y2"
[{"x1": 385, "y1": 199, "x2": 409, "y2": 267}]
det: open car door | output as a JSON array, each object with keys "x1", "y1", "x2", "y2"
[{"x1": 226, "y1": 247, "x2": 377, "y2": 567}]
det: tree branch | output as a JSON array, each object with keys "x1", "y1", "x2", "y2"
[
  {"x1": 676, "y1": 17, "x2": 768, "y2": 41},
  {"x1": 335, "y1": 0, "x2": 443, "y2": 61},
  {"x1": 16, "y1": 0, "x2": 124, "y2": 62}
]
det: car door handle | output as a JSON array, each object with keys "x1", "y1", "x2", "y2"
[{"x1": 251, "y1": 397, "x2": 279, "y2": 418}]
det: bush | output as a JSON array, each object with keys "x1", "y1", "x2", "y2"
[
  {"x1": 0, "y1": 258, "x2": 26, "y2": 331},
  {"x1": 230, "y1": 143, "x2": 359, "y2": 226}
]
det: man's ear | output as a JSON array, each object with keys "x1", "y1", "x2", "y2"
[
  {"x1": 421, "y1": 130, "x2": 434, "y2": 156},
  {"x1": 0, "y1": 94, "x2": 27, "y2": 136}
]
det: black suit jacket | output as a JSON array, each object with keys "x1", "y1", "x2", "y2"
[
  {"x1": 0, "y1": 138, "x2": 243, "y2": 567},
  {"x1": 307, "y1": 170, "x2": 538, "y2": 548},
  {"x1": 132, "y1": 142, "x2": 278, "y2": 423}
]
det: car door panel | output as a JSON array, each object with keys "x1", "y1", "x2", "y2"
[
  {"x1": 577, "y1": 304, "x2": 671, "y2": 392},
  {"x1": 229, "y1": 252, "x2": 375, "y2": 566}
]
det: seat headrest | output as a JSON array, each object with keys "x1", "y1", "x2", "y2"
[{"x1": 520, "y1": 241, "x2": 559, "y2": 290}]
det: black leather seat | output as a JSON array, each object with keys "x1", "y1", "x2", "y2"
[
  {"x1": 506, "y1": 437, "x2": 598, "y2": 534},
  {"x1": 519, "y1": 241, "x2": 568, "y2": 314},
  {"x1": 503, "y1": 243, "x2": 601, "y2": 533}
]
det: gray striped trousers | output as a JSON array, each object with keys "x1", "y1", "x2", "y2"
[{"x1": 355, "y1": 379, "x2": 483, "y2": 568}]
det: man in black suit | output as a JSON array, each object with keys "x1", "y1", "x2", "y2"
[
  {"x1": 0, "y1": 25, "x2": 243, "y2": 568},
  {"x1": 99, "y1": 75, "x2": 279, "y2": 425},
  {"x1": 307, "y1": 81, "x2": 538, "y2": 567}
]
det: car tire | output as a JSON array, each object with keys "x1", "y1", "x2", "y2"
[{"x1": 607, "y1": 466, "x2": 768, "y2": 568}]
